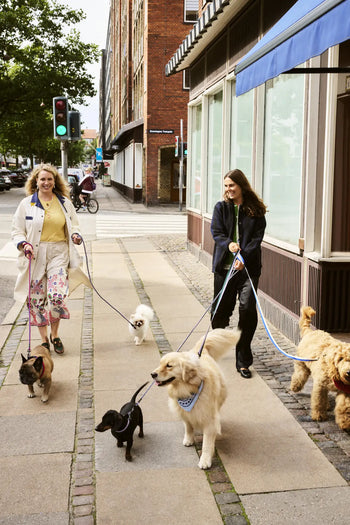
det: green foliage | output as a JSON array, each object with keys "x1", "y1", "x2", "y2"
[{"x1": 0, "y1": 0, "x2": 100, "y2": 164}]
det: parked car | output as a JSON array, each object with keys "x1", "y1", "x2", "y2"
[
  {"x1": 8, "y1": 170, "x2": 27, "y2": 187},
  {"x1": 2, "y1": 173, "x2": 12, "y2": 190},
  {"x1": 0, "y1": 175, "x2": 7, "y2": 192}
]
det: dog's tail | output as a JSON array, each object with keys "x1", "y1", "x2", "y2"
[
  {"x1": 195, "y1": 328, "x2": 241, "y2": 361},
  {"x1": 135, "y1": 304, "x2": 154, "y2": 321},
  {"x1": 299, "y1": 306, "x2": 316, "y2": 337},
  {"x1": 130, "y1": 381, "x2": 149, "y2": 403}
]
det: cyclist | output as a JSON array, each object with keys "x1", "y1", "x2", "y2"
[{"x1": 77, "y1": 168, "x2": 96, "y2": 209}]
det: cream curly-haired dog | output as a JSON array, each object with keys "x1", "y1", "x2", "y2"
[{"x1": 290, "y1": 306, "x2": 350, "y2": 430}]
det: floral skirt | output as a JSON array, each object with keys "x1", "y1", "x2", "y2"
[{"x1": 28, "y1": 241, "x2": 70, "y2": 327}]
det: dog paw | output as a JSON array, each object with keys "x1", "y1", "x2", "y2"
[
  {"x1": 311, "y1": 411, "x2": 327, "y2": 421},
  {"x1": 27, "y1": 393, "x2": 36, "y2": 398},
  {"x1": 41, "y1": 397, "x2": 48, "y2": 403},
  {"x1": 183, "y1": 437, "x2": 194, "y2": 447},
  {"x1": 198, "y1": 456, "x2": 212, "y2": 469}
]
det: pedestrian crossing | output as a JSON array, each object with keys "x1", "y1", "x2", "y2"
[{"x1": 96, "y1": 212, "x2": 187, "y2": 238}]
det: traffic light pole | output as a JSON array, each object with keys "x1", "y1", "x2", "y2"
[
  {"x1": 60, "y1": 141, "x2": 68, "y2": 180},
  {"x1": 179, "y1": 119, "x2": 184, "y2": 212}
]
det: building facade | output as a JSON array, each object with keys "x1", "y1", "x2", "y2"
[
  {"x1": 166, "y1": 0, "x2": 350, "y2": 340},
  {"x1": 100, "y1": 0, "x2": 198, "y2": 204}
]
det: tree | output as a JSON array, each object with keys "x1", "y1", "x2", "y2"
[{"x1": 0, "y1": 0, "x2": 100, "y2": 163}]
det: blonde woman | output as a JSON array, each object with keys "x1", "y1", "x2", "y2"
[{"x1": 12, "y1": 163, "x2": 89, "y2": 354}]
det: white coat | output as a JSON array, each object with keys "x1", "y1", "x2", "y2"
[{"x1": 12, "y1": 192, "x2": 91, "y2": 302}]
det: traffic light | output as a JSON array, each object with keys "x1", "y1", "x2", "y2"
[
  {"x1": 175, "y1": 136, "x2": 179, "y2": 157},
  {"x1": 53, "y1": 96, "x2": 69, "y2": 140},
  {"x1": 181, "y1": 142, "x2": 188, "y2": 157},
  {"x1": 69, "y1": 111, "x2": 81, "y2": 141}
]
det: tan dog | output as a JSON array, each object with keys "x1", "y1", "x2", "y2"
[
  {"x1": 151, "y1": 328, "x2": 241, "y2": 469},
  {"x1": 290, "y1": 306, "x2": 350, "y2": 430},
  {"x1": 19, "y1": 345, "x2": 54, "y2": 403}
]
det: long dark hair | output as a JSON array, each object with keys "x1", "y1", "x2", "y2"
[{"x1": 223, "y1": 169, "x2": 266, "y2": 217}]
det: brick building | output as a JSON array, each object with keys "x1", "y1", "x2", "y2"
[{"x1": 100, "y1": 0, "x2": 198, "y2": 204}]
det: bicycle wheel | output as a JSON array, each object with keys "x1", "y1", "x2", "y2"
[{"x1": 87, "y1": 198, "x2": 99, "y2": 214}]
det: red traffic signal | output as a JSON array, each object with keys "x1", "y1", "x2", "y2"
[{"x1": 53, "y1": 97, "x2": 69, "y2": 140}]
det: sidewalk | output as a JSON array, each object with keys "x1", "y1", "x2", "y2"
[{"x1": 0, "y1": 184, "x2": 350, "y2": 524}]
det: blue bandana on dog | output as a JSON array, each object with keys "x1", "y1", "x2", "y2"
[{"x1": 177, "y1": 380, "x2": 204, "y2": 412}]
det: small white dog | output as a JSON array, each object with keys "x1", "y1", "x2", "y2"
[{"x1": 129, "y1": 304, "x2": 154, "y2": 345}]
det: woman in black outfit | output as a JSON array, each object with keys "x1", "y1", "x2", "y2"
[{"x1": 210, "y1": 169, "x2": 267, "y2": 378}]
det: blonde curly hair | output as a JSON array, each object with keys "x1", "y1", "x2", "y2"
[{"x1": 25, "y1": 163, "x2": 70, "y2": 198}]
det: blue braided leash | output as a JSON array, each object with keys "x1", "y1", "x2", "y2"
[{"x1": 235, "y1": 252, "x2": 317, "y2": 362}]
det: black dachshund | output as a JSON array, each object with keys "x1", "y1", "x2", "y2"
[{"x1": 95, "y1": 381, "x2": 148, "y2": 461}]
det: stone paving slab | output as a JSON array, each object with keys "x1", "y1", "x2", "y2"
[
  {"x1": 0, "y1": 512, "x2": 69, "y2": 525},
  {"x1": 0, "y1": 381, "x2": 78, "y2": 415},
  {"x1": 0, "y1": 454, "x2": 71, "y2": 516},
  {"x1": 94, "y1": 383, "x2": 171, "y2": 424},
  {"x1": 217, "y1": 360, "x2": 346, "y2": 494},
  {"x1": 241, "y1": 486, "x2": 350, "y2": 525},
  {"x1": 0, "y1": 412, "x2": 76, "y2": 455},
  {"x1": 95, "y1": 421, "x2": 198, "y2": 472},
  {"x1": 95, "y1": 469, "x2": 222, "y2": 525}
]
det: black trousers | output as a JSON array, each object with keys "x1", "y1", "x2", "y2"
[{"x1": 211, "y1": 271, "x2": 259, "y2": 370}]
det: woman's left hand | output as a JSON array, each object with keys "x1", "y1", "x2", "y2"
[
  {"x1": 234, "y1": 259, "x2": 245, "y2": 271},
  {"x1": 72, "y1": 233, "x2": 82, "y2": 245}
]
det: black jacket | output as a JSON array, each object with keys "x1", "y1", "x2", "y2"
[{"x1": 211, "y1": 200, "x2": 266, "y2": 276}]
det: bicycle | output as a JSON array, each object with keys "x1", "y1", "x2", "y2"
[{"x1": 70, "y1": 190, "x2": 99, "y2": 214}]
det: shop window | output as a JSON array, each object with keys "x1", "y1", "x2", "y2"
[
  {"x1": 206, "y1": 90, "x2": 223, "y2": 213},
  {"x1": 263, "y1": 74, "x2": 305, "y2": 245},
  {"x1": 189, "y1": 104, "x2": 202, "y2": 210},
  {"x1": 230, "y1": 86, "x2": 254, "y2": 180}
]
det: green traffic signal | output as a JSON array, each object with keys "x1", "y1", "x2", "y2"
[{"x1": 56, "y1": 124, "x2": 67, "y2": 136}]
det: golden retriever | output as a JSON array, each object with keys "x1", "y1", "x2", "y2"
[
  {"x1": 290, "y1": 306, "x2": 350, "y2": 430},
  {"x1": 151, "y1": 328, "x2": 241, "y2": 469}
]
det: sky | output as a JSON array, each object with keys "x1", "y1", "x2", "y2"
[{"x1": 63, "y1": 0, "x2": 110, "y2": 131}]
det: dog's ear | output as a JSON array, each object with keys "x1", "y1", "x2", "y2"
[
  {"x1": 21, "y1": 354, "x2": 27, "y2": 363},
  {"x1": 33, "y1": 356, "x2": 43, "y2": 373},
  {"x1": 181, "y1": 361, "x2": 197, "y2": 383}
]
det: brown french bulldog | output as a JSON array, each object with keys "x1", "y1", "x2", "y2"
[{"x1": 19, "y1": 345, "x2": 54, "y2": 403}]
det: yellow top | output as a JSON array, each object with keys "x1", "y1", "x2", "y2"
[{"x1": 40, "y1": 195, "x2": 67, "y2": 242}]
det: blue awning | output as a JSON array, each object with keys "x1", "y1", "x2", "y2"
[{"x1": 235, "y1": 0, "x2": 350, "y2": 96}]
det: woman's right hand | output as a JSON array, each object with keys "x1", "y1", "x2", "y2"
[
  {"x1": 22, "y1": 242, "x2": 34, "y2": 259},
  {"x1": 228, "y1": 242, "x2": 240, "y2": 253}
]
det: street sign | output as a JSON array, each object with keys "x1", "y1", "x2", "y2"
[{"x1": 96, "y1": 148, "x2": 103, "y2": 161}]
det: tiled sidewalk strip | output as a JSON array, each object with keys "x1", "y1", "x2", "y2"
[
  {"x1": 120, "y1": 238, "x2": 250, "y2": 524},
  {"x1": 152, "y1": 234, "x2": 350, "y2": 485},
  {"x1": 69, "y1": 245, "x2": 96, "y2": 525},
  {"x1": 118, "y1": 239, "x2": 173, "y2": 355}
]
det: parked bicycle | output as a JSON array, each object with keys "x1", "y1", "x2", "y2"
[{"x1": 70, "y1": 189, "x2": 99, "y2": 214}]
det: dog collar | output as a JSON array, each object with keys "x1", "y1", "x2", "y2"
[
  {"x1": 177, "y1": 380, "x2": 204, "y2": 412},
  {"x1": 333, "y1": 379, "x2": 350, "y2": 394}
]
